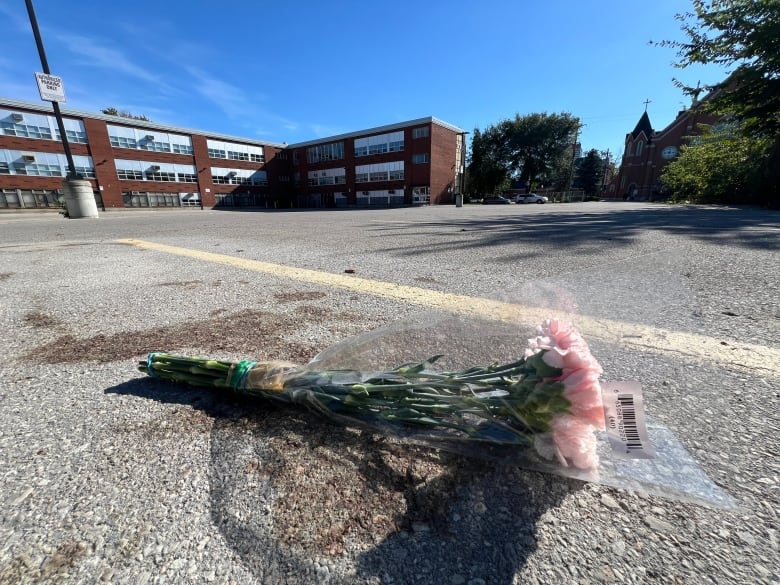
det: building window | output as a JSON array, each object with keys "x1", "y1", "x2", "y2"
[
  {"x1": 635, "y1": 141, "x2": 643, "y2": 156},
  {"x1": 123, "y1": 191, "x2": 184, "y2": 208},
  {"x1": 207, "y1": 139, "x2": 263, "y2": 162},
  {"x1": 172, "y1": 143, "x2": 194, "y2": 155},
  {"x1": 307, "y1": 142, "x2": 344, "y2": 164},
  {"x1": 307, "y1": 167, "x2": 346, "y2": 185},
  {"x1": 146, "y1": 170, "x2": 177, "y2": 182},
  {"x1": 1, "y1": 121, "x2": 53, "y2": 140},
  {"x1": 74, "y1": 166, "x2": 96, "y2": 179},
  {"x1": 0, "y1": 162, "x2": 9, "y2": 174},
  {"x1": 227, "y1": 150, "x2": 250, "y2": 161},
  {"x1": 413, "y1": 153, "x2": 429, "y2": 164},
  {"x1": 141, "y1": 140, "x2": 172, "y2": 153},
  {"x1": 14, "y1": 162, "x2": 63, "y2": 177},
  {"x1": 355, "y1": 132, "x2": 404, "y2": 157},
  {"x1": 355, "y1": 161, "x2": 404, "y2": 183},
  {"x1": 177, "y1": 173, "x2": 197, "y2": 183},
  {"x1": 117, "y1": 169, "x2": 144, "y2": 180},
  {"x1": 55, "y1": 129, "x2": 88, "y2": 144},
  {"x1": 110, "y1": 136, "x2": 138, "y2": 149},
  {"x1": 412, "y1": 126, "x2": 429, "y2": 139}
]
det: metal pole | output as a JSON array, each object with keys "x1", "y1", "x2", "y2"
[{"x1": 25, "y1": 0, "x2": 79, "y2": 179}]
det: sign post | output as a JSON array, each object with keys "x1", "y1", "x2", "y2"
[{"x1": 25, "y1": 0, "x2": 98, "y2": 218}]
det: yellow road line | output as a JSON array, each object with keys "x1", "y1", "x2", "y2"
[{"x1": 118, "y1": 238, "x2": 780, "y2": 377}]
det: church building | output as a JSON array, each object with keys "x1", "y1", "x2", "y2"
[{"x1": 614, "y1": 102, "x2": 719, "y2": 200}]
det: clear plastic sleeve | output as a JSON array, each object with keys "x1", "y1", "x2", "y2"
[{"x1": 140, "y1": 312, "x2": 735, "y2": 509}]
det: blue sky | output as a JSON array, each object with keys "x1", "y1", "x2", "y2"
[{"x1": 1, "y1": 0, "x2": 728, "y2": 159}]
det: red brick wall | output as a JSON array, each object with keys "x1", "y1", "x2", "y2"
[
  {"x1": 615, "y1": 109, "x2": 720, "y2": 198},
  {"x1": 430, "y1": 123, "x2": 458, "y2": 204}
]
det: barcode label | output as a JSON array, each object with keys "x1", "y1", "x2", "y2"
[{"x1": 601, "y1": 381, "x2": 656, "y2": 459}]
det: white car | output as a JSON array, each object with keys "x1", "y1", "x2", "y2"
[{"x1": 515, "y1": 193, "x2": 549, "y2": 204}]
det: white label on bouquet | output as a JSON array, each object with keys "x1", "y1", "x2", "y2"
[{"x1": 601, "y1": 381, "x2": 656, "y2": 459}]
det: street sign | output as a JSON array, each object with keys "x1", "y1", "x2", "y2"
[{"x1": 34, "y1": 72, "x2": 67, "y2": 102}]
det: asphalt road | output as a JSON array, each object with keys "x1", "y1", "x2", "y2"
[{"x1": 1, "y1": 202, "x2": 778, "y2": 585}]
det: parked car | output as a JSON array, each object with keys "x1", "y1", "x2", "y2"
[
  {"x1": 482, "y1": 195, "x2": 513, "y2": 204},
  {"x1": 515, "y1": 193, "x2": 549, "y2": 204}
]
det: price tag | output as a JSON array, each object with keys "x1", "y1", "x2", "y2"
[{"x1": 602, "y1": 381, "x2": 655, "y2": 459}]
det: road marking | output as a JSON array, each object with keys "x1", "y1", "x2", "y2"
[{"x1": 118, "y1": 238, "x2": 780, "y2": 377}]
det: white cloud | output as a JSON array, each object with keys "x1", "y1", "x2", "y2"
[
  {"x1": 185, "y1": 66, "x2": 255, "y2": 119},
  {"x1": 55, "y1": 33, "x2": 173, "y2": 92}
]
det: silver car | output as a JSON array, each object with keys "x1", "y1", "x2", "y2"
[{"x1": 515, "y1": 193, "x2": 549, "y2": 204}]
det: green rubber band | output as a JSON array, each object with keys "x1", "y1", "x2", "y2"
[
  {"x1": 147, "y1": 352, "x2": 162, "y2": 378},
  {"x1": 230, "y1": 360, "x2": 258, "y2": 393}
]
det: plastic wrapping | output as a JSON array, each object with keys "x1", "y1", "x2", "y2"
[{"x1": 139, "y1": 313, "x2": 736, "y2": 509}]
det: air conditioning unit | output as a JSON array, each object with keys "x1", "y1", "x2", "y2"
[
  {"x1": 22, "y1": 153, "x2": 36, "y2": 163},
  {"x1": 11, "y1": 113, "x2": 24, "y2": 122},
  {"x1": 227, "y1": 171, "x2": 237, "y2": 176},
  {"x1": 145, "y1": 135, "x2": 155, "y2": 141},
  {"x1": 149, "y1": 165, "x2": 161, "y2": 172}
]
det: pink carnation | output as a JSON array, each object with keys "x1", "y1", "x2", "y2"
[
  {"x1": 551, "y1": 415, "x2": 599, "y2": 470},
  {"x1": 526, "y1": 319, "x2": 602, "y2": 375},
  {"x1": 527, "y1": 319, "x2": 605, "y2": 470},
  {"x1": 560, "y1": 369, "x2": 605, "y2": 427}
]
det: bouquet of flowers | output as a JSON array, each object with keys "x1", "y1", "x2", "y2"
[
  {"x1": 140, "y1": 319, "x2": 606, "y2": 471},
  {"x1": 137, "y1": 314, "x2": 735, "y2": 507}
]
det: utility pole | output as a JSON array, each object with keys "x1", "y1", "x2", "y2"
[
  {"x1": 25, "y1": 0, "x2": 98, "y2": 217},
  {"x1": 569, "y1": 124, "x2": 582, "y2": 198},
  {"x1": 25, "y1": 0, "x2": 78, "y2": 179}
]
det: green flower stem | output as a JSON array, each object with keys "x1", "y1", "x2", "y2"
[{"x1": 138, "y1": 351, "x2": 570, "y2": 448}]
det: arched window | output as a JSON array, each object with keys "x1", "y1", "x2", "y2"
[{"x1": 635, "y1": 140, "x2": 644, "y2": 156}]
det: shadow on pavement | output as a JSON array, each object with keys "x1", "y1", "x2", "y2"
[
  {"x1": 367, "y1": 206, "x2": 780, "y2": 256},
  {"x1": 107, "y1": 377, "x2": 578, "y2": 584}
]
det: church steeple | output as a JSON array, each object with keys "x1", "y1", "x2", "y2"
[{"x1": 631, "y1": 111, "x2": 653, "y2": 139}]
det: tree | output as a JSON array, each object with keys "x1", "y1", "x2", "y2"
[
  {"x1": 660, "y1": 121, "x2": 768, "y2": 204},
  {"x1": 574, "y1": 149, "x2": 604, "y2": 196},
  {"x1": 466, "y1": 112, "x2": 580, "y2": 196},
  {"x1": 101, "y1": 107, "x2": 151, "y2": 121},
  {"x1": 502, "y1": 113, "x2": 581, "y2": 188},
  {"x1": 466, "y1": 127, "x2": 511, "y2": 196},
  {"x1": 656, "y1": 0, "x2": 780, "y2": 206},
  {"x1": 659, "y1": 0, "x2": 780, "y2": 137}
]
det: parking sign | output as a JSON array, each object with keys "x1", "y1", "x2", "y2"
[{"x1": 34, "y1": 72, "x2": 67, "y2": 102}]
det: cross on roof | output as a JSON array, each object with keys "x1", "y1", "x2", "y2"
[{"x1": 643, "y1": 99, "x2": 652, "y2": 112}]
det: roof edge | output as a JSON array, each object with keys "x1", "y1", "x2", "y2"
[
  {"x1": 287, "y1": 116, "x2": 466, "y2": 148},
  {"x1": 0, "y1": 97, "x2": 287, "y2": 148}
]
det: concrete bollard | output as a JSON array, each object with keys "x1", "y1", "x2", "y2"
[{"x1": 62, "y1": 178, "x2": 99, "y2": 219}]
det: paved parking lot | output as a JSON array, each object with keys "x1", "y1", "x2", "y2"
[{"x1": 1, "y1": 202, "x2": 778, "y2": 584}]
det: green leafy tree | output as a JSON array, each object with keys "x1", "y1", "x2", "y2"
[
  {"x1": 656, "y1": 0, "x2": 779, "y2": 205},
  {"x1": 466, "y1": 127, "x2": 511, "y2": 196},
  {"x1": 659, "y1": 0, "x2": 780, "y2": 137},
  {"x1": 574, "y1": 149, "x2": 604, "y2": 196},
  {"x1": 467, "y1": 113, "x2": 580, "y2": 196},
  {"x1": 502, "y1": 113, "x2": 581, "y2": 189},
  {"x1": 660, "y1": 121, "x2": 767, "y2": 204}
]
